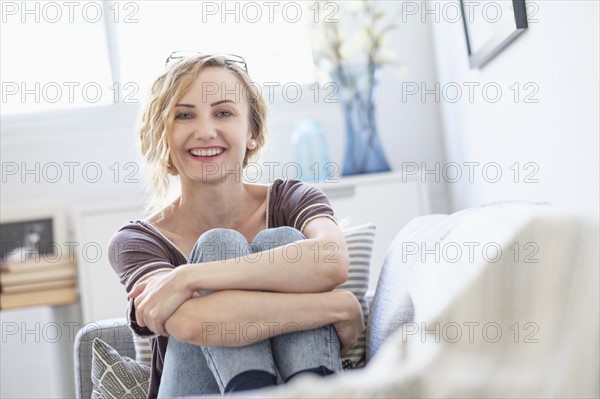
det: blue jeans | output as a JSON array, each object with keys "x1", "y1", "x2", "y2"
[{"x1": 157, "y1": 227, "x2": 342, "y2": 397}]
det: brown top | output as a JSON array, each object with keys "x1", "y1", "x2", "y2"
[{"x1": 107, "y1": 179, "x2": 336, "y2": 399}]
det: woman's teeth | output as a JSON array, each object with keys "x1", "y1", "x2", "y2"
[{"x1": 190, "y1": 148, "x2": 223, "y2": 157}]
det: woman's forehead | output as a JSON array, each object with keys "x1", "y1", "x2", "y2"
[{"x1": 180, "y1": 67, "x2": 246, "y2": 104}]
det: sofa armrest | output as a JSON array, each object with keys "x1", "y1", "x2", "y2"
[{"x1": 74, "y1": 317, "x2": 135, "y2": 399}]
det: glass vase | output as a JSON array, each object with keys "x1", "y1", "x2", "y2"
[{"x1": 333, "y1": 64, "x2": 391, "y2": 176}]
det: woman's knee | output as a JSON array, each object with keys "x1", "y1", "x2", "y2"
[
  {"x1": 252, "y1": 226, "x2": 305, "y2": 251},
  {"x1": 189, "y1": 228, "x2": 249, "y2": 263}
]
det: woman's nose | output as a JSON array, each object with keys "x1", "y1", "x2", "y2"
[{"x1": 192, "y1": 119, "x2": 217, "y2": 140}]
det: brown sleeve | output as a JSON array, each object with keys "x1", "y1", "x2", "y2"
[
  {"x1": 268, "y1": 179, "x2": 337, "y2": 233},
  {"x1": 107, "y1": 223, "x2": 178, "y2": 337}
]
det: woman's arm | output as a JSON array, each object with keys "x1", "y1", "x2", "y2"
[
  {"x1": 164, "y1": 289, "x2": 364, "y2": 355},
  {"x1": 129, "y1": 218, "x2": 352, "y2": 337},
  {"x1": 179, "y1": 218, "x2": 350, "y2": 293}
]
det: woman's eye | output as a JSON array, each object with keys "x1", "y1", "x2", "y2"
[
  {"x1": 175, "y1": 112, "x2": 193, "y2": 120},
  {"x1": 216, "y1": 111, "x2": 232, "y2": 118},
  {"x1": 175, "y1": 112, "x2": 194, "y2": 119}
]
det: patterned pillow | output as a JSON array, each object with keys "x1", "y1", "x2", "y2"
[
  {"x1": 91, "y1": 338, "x2": 151, "y2": 399},
  {"x1": 133, "y1": 224, "x2": 376, "y2": 370},
  {"x1": 338, "y1": 223, "x2": 376, "y2": 369}
]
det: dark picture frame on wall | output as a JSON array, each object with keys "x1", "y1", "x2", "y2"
[
  {"x1": 460, "y1": 0, "x2": 528, "y2": 68},
  {"x1": 0, "y1": 208, "x2": 68, "y2": 264}
]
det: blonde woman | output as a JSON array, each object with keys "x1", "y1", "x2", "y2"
[{"x1": 108, "y1": 53, "x2": 364, "y2": 398}]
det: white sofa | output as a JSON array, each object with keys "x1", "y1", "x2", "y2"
[{"x1": 75, "y1": 202, "x2": 600, "y2": 398}]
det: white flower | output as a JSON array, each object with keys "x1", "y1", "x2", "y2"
[
  {"x1": 339, "y1": 37, "x2": 362, "y2": 62},
  {"x1": 374, "y1": 49, "x2": 396, "y2": 65},
  {"x1": 306, "y1": 0, "x2": 401, "y2": 86}
]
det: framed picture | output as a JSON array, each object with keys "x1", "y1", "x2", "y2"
[
  {"x1": 0, "y1": 208, "x2": 68, "y2": 264},
  {"x1": 460, "y1": 0, "x2": 528, "y2": 68}
]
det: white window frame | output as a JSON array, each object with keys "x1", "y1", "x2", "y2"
[{"x1": 1, "y1": 2, "x2": 135, "y2": 135}]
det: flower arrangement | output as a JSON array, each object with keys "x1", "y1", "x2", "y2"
[
  {"x1": 310, "y1": 1, "x2": 398, "y2": 90},
  {"x1": 308, "y1": 0, "x2": 400, "y2": 176}
]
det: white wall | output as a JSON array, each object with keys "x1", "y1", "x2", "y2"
[{"x1": 429, "y1": 0, "x2": 599, "y2": 216}]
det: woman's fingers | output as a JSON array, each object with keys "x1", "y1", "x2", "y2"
[
  {"x1": 134, "y1": 289, "x2": 165, "y2": 332},
  {"x1": 341, "y1": 343, "x2": 354, "y2": 357},
  {"x1": 135, "y1": 306, "x2": 146, "y2": 328},
  {"x1": 146, "y1": 309, "x2": 167, "y2": 336},
  {"x1": 334, "y1": 319, "x2": 360, "y2": 356},
  {"x1": 333, "y1": 291, "x2": 365, "y2": 356},
  {"x1": 128, "y1": 282, "x2": 146, "y2": 299},
  {"x1": 130, "y1": 271, "x2": 189, "y2": 335}
]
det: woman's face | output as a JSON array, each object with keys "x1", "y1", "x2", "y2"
[{"x1": 169, "y1": 67, "x2": 252, "y2": 184}]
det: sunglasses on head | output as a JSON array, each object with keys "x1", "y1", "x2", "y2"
[{"x1": 165, "y1": 51, "x2": 248, "y2": 73}]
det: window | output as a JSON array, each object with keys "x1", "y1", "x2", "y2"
[
  {"x1": 0, "y1": 1, "x2": 113, "y2": 115},
  {"x1": 1, "y1": 1, "x2": 315, "y2": 117}
]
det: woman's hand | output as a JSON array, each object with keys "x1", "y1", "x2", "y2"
[
  {"x1": 333, "y1": 291, "x2": 365, "y2": 356},
  {"x1": 128, "y1": 268, "x2": 194, "y2": 336}
]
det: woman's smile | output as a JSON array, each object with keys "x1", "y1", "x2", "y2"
[{"x1": 188, "y1": 146, "x2": 226, "y2": 161}]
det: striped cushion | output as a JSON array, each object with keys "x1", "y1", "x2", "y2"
[
  {"x1": 338, "y1": 223, "x2": 376, "y2": 369},
  {"x1": 134, "y1": 223, "x2": 376, "y2": 369},
  {"x1": 134, "y1": 337, "x2": 152, "y2": 366}
]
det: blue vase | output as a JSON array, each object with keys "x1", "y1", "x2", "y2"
[{"x1": 333, "y1": 64, "x2": 391, "y2": 176}]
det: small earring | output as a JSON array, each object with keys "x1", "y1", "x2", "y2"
[{"x1": 247, "y1": 140, "x2": 257, "y2": 150}]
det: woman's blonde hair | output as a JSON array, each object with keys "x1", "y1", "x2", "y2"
[{"x1": 138, "y1": 54, "x2": 268, "y2": 217}]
